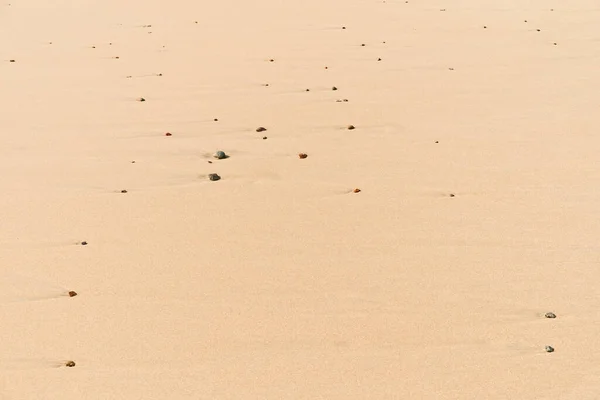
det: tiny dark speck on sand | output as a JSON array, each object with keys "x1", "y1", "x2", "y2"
[
  {"x1": 120, "y1": 190, "x2": 128, "y2": 193},
  {"x1": 80, "y1": 241, "x2": 88, "y2": 246}
]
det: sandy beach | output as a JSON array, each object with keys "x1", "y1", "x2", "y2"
[{"x1": 2, "y1": 0, "x2": 600, "y2": 398}]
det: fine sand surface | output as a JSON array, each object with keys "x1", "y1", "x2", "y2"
[{"x1": 2, "y1": 0, "x2": 600, "y2": 398}]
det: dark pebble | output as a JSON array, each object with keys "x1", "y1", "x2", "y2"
[
  {"x1": 120, "y1": 190, "x2": 128, "y2": 193},
  {"x1": 208, "y1": 173, "x2": 221, "y2": 181},
  {"x1": 68, "y1": 291, "x2": 78, "y2": 297},
  {"x1": 137, "y1": 97, "x2": 146, "y2": 102},
  {"x1": 9, "y1": 59, "x2": 15, "y2": 62},
  {"x1": 545, "y1": 346, "x2": 554, "y2": 353},
  {"x1": 262, "y1": 136, "x2": 268, "y2": 140},
  {"x1": 347, "y1": 125, "x2": 356, "y2": 130},
  {"x1": 545, "y1": 312, "x2": 557, "y2": 319},
  {"x1": 80, "y1": 241, "x2": 88, "y2": 246},
  {"x1": 256, "y1": 127, "x2": 267, "y2": 132},
  {"x1": 449, "y1": 193, "x2": 456, "y2": 197},
  {"x1": 213, "y1": 151, "x2": 227, "y2": 159},
  {"x1": 298, "y1": 153, "x2": 308, "y2": 159},
  {"x1": 353, "y1": 188, "x2": 361, "y2": 193},
  {"x1": 332, "y1": 86, "x2": 338, "y2": 91},
  {"x1": 65, "y1": 361, "x2": 76, "y2": 367}
]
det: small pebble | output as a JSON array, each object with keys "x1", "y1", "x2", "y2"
[
  {"x1": 208, "y1": 173, "x2": 221, "y2": 181},
  {"x1": 68, "y1": 291, "x2": 78, "y2": 297},
  {"x1": 80, "y1": 241, "x2": 88, "y2": 246},
  {"x1": 165, "y1": 132, "x2": 172, "y2": 136},
  {"x1": 332, "y1": 86, "x2": 338, "y2": 91},
  {"x1": 347, "y1": 125, "x2": 356, "y2": 130},
  {"x1": 213, "y1": 151, "x2": 227, "y2": 159},
  {"x1": 9, "y1": 59, "x2": 15, "y2": 62},
  {"x1": 342, "y1": 26, "x2": 346, "y2": 29},
  {"x1": 137, "y1": 97, "x2": 146, "y2": 102},
  {"x1": 545, "y1": 312, "x2": 557, "y2": 319},
  {"x1": 262, "y1": 136, "x2": 268, "y2": 140},
  {"x1": 449, "y1": 193, "x2": 455, "y2": 197},
  {"x1": 377, "y1": 58, "x2": 382, "y2": 61},
  {"x1": 269, "y1": 59, "x2": 274, "y2": 62},
  {"x1": 449, "y1": 67, "x2": 454, "y2": 71},
  {"x1": 545, "y1": 346, "x2": 554, "y2": 353},
  {"x1": 353, "y1": 188, "x2": 361, "y2": 193},
  {"x1": 120, "y1": 189, "x2": 128, "y2": 193},
  {"x1": 306, "y1": 89, "x2": 310, "y2": 92},
  {"x1": 483, "y1": 26, "x2": 487, "y2": 29},
  {"x1": 213, "y1": 118, "x2": 218, "y2": 121},
  {"x1": 65, "y1": 361, "x2": 76, "y2": 367},
  {"x1": 537, "y1": 29, "x2": 541, "y2": 32},
  {"x1": 256, "y1": 127, "x2": 267, "y2": 132},
  {"x1": 361, "y1": 43, "x2": 366, "y2": 46},
  {"x1": 298, "y1": 153, "x2": 308, "y2": 159},
  {"x1": 435, "y1": 141, "x2": 439, "y2": 143}
]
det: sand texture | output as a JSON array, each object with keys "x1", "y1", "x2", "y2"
[{"x1": 2, "y1": 0, "x2": 600, "y2": 398}]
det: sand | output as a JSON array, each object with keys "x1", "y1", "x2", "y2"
[{"x1": 2, "y1": 0, "x2": 600, "y2": 398}]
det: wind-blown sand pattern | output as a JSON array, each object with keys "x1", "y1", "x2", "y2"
[{"x1": 2, "y1": 0, "x2": 600, "y2": 398}]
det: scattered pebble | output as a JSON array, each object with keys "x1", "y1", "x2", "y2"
[
  {"x1": 262, "y1": 136, "x2": 268, "y2": 140},
  {"x1": 65, "y1": 361, "x2": 76, "y2": 368},
  {"x1": 353, "y1": 188, "x2": 361, "y2": 193},
  {"x1": 537, "y1": 29, "x2": 541, "y2": 32},
  {"x1": 269, "y1": 59, "x2": 274, "y2": 62},
  {"x1": 483, "y1": 26, "x2": 487, "y2": 29},
  {"x1": 361, "y1": 43, "x2": 366, "y2": 46},
  {"x1": 306, "y1": 89, "x2": 310, "y2": 92},
  {"x1": 9, "y1": 59, "x2": 15, "y2": 62},
  {"x1": 256, "y1": 127, "x2": 267, "y2": 132},
  {"x1": 377, "y1": 58, "x2": 382, "y2": 61},
  {"x1": 298, "y1": 153, "x2": 308, "y2": 159},
  {"x1": 120, "y1": 189, "x2": 128, "y2": 193},
  {"x1": 80, "y1": 241, "x2": 88, "y2": 246},
  {"x1": 435, "y1": 141, "x2": 439, "y2": 143},
  {"x1": 131, "y1": 161, "x2": 136, "y2": 163},
  {"x1": 332, "y1": 86, "x2": 338, "y2": 91},
  {"x1": 165, "y1": 132, "x2": 172, "y2": 136},
  {"x1": 208, "y1": 173, "x2": 221, "y2": 181},
  {"x1": 448, "y1": 67, "x2": 455, "y2": 71},
  {"x1": 449, "y1": 193, "x2": 456, "y2": 197},
  {"x1": 213, "y1": 118, "x2": 218, "y2": 121},
  {"x1": 137, "y1": 97, "x2": 146, "y2": 102},
  {"x1": 68, "y1": 291, "x2": 78, "y2": 297},
  {"x1": 545, "y1": 312, "x2": 557, "y2": 319},
  {"x1": 342, "y1": 26, "x2": 346, "y2": 29},
  {"x1": 347, "y1": 125, "x2": 356, "y2": 130},
  {"x1": 213, "y1": 151, "x2": 227, "y2": 159},
  {"x1": 545, "y1": 346, "x2": 554, "y2": 353}
]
